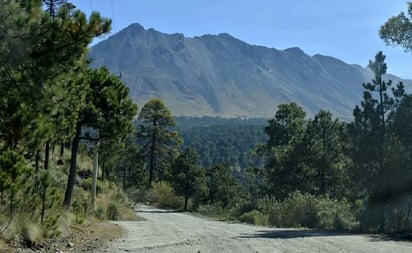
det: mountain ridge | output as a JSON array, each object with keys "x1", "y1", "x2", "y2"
[{"x1": 89, "y1": 23, "x2": 409, "y2": 119}]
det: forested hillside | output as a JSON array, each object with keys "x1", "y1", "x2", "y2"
[{"x1": 177, "y1": 117, "x2": 267, "y2": 168}]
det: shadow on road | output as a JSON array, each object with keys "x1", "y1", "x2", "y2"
[
  {"x1": 137, "y1": 209, "x2": 183, "y2": 214},
  {"x1": 239, "y1": 229, "x2": 354, "y2": 239},
  {"x1": 240, "y1": 229, "x2": 412, "y2": 243},
  {"x1": 369, "y1": 233, "x2": 412, "y2": 242}
]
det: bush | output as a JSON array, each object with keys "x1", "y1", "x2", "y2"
[
  {"x1": 126, "y1": 187, "x2": 146, "y2": 205},
  {"x1": 94, "y1": 206, "x2": 105, "y2": 221},
  {"x1": 258, "y1": 192, "x2": 359, "y2": 230},
  {"x1": 71, "y1": 188, "x2": 89, "y2": 217},
  {"x1": 106, "y1": 203, "x2": 120, "y2": 220},
  {"x1": 196, "y1": 204, "x2": 226, "y2": 218},
  {"x1": 282, "y1": 192, "x2": 318, "y2": 228},
  {"x1": 316, "y1": 196, "x2": 359, "y2": 230},
  {"x1": 240, "y1": 210, "x2": 265, "y2": 225},
  {"x1": 146, "y1": 181, "x2": 183, "y2": 209}
]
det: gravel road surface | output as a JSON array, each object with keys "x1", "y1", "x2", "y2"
[{"x1": 102, "y1": 205, "x2": 412, "y2": 253}]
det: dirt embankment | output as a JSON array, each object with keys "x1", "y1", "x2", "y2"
[{"x1": 97, "y1": 205, "x2": 412, "y2": 253}]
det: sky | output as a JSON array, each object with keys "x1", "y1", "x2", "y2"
[{"x1": 71, "y1": 0, "x2": 412, "y2": 78}]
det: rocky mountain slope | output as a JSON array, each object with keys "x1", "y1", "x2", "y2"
[{"x1": 89, "y1": 23, "x2": 408, "y2": 119}]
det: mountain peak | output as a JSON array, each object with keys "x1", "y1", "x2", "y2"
[
  {"x1": 284, "y1": 47, "x2": 306, "y2": 55},
  {"x1": 88, "y1": 23, "x2": 410, "y2": 119},
  {"x1": 125, "y1": 23, "x2": 145, "y2": 31}
]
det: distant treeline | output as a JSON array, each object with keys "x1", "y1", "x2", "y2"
[{"x1": 175, "y1": 116, "x2": 267, "y2": 130}]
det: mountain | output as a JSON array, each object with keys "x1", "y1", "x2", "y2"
[{"x1": 88, "y1": 23, "x2": 409, "y2": 119}]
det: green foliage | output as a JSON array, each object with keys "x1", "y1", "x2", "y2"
[
  {"x1": 94, "y1": 206, "x2": 106, "y2": 221},
  {"x1": 180, "y1": 124, "x2": 266, "y2": 168},
  {"x1": 239, "y1": 210, "x2": 265, "y2": 225},
  {"x1": 258, "y1": 103, "x2": 308, "y2": 198},
  {"x1": 106, "y1": 203, "x2": 120, "y2": 221},
  {"x1": 304, "y1": 110, "x2": 351, "y2": 198},
  {"x1": 0, "y1": 151, "x2": 64, "y2": 240},
  {"x1": 0, "y1": 0, "x2": 141, "y2": 244},
  {"x1": 0, "y1": 150, "x2": 33, "y2": 216},
  {"x1": 175, "y1": 116, "x2": 267, "y2": 130},
  {"x1": 380, "y1": 2, "x2": 412, "y2": 51},
  {"x1": 137, "y1": 99, "x2": 182, "y2": 186},
  {"x1": 256, "y1": 192, "x2": 358, "y2": 230},
  {"x1": 170, "y1": 148, "x2": 206, "y2": 210},
  {"x1": 143, "y1": 181, "x2": 183, "y2": 209},
  {"x1": 80, "y1": 177, "x2": 106, "y2": 194},
  {"x1": 71, "y1": 187, "x2": 89, "y2": 218},
  {"x1": 258, "y1": 103, "x2": 350, "y2": 200},
  {"x1": 196, "y1": 204, "x2": 227, "y2": 219},
  {"x1": 349, "y1": 52, "x2": 411, "y2": 232},
  {"x1": 114, "y1": 136, "x2": 147, "y2": 189},
  {"x1": 64, "y1": 66, "x2": 137, "y2": 208},
  {"x1": 204, "y1": 165, "x2": 245, "y2": 208},
  {"x1": 42, "y1": 214, "x2": 61, "y2": 238},
  {"x1": 0, "y1": 0, "x2": 111, "y2": 151}
]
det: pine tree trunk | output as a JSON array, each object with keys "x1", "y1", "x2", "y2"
[
  {"x1": 63, "y1": 122, "x2": 81, "y2": 209},
  {"x1": 40, "y1": 184, "x2": 47, "y2": 224},
  {"x1": 149, "y1": 135, "x2": 156, "y2": 186},
  {"x1": 123, "y1": 166, "x2": 126, "y2": 189},
  {"x1": 35, "y1": 149, "x2": 40, "y2": 173},
  {"x1": 91, "y1": 144, "x2": 98, "y2": 210},
  {"x1": 60, "y1": 142, "x2": 64, "y2": 157},
  {"x1": 44, "y1": 141, "x2": 50, "y2": 170},
  {"x1": 35, "y1": 150, "x2": 40, "y2": 192},
  {"x1": 184, "y1": 195, "x2": 188, "y2": 211},
  {"x1": 101, "y1": 161, "x2": 105, "y2": 180}
]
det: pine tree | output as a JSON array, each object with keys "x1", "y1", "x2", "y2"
[
  {"x1": 350, "y1": 52, "x2": 405, "y2": 232},
  {"x1": 170, "y1": 148, "x2": 206, "y2": 210},
  {"x1": 259, "y1": 103, "x2": 308, "y2": 199},
  {"x1": 63, "y1": 67, "x2": 137, "y2": 208},
  {"x1": 137, "y1": 98, "x2": 182, "y2": 186}
]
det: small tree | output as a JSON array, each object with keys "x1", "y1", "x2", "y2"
[
  {"x1": 304, "y1": 110, "x2": 350, "y2": 198},
  {"x1": 115, "y1": 136, "x2": 147, "y2": 189},
  {"x1": 170, "y1": 148, "x2": 206, "y2": 210},
  {"x1": 205, "y1": 165, "x2": 243, "y2": 208},
  {"x1": 258, "y1": 103, "x2": 308, "y2": 199}
]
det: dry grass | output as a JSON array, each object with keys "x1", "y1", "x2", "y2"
[
  {"x1": 0, "y1": 238, "x2": 7, "y2": 252},
  {"x1": 119, "y1": 206, "x2": 146, "y2": 221},
  {"x1": 4, "y1": 147, "x2": 140, "y2": 252},
  {"x1": 69, "y1": 221, "x2": 125, "y2": 252}
]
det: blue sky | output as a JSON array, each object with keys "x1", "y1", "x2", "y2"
[{"x1": 71, "y1": 0, "x2": 412, "y2": 78}]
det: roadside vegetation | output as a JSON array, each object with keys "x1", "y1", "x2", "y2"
[{"x1": 2, "y1": 0, "x2": 412, "y2": 251}]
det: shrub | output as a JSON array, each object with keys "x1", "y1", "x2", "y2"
[
  {"x1": 42, "y1": 214, "x2": 60, "y2": 238},
  {"x1": 197, "y1": 204, "x2": 225, "y2": 218},
  {"x1": 282, "y1": 192, "x2": 318, "y2": 228},
  {"x1": 126, "y1": 187, "x2": 146, "y2": 205},
  {"x1": 94, "y1": 206, "x2": 105, "y2": 221},
  {"x1": 71, "y1": 188, "x2": 89, "y2": 217},
  {"x1": 258, "y1": 192, "x2": 359, "y2": 230},
  {"x1": 240, "y1": 210, "x2": 265, "y2": 225},
  {"x1": 150, "y1": 181, "x2": 183, "y2": 209},
  {"x1": 106, "y1": 203, "x2": 120, "y2": 220},
  {"x1": 20, "y1": 221, "x2": 43, "y2": 248}
]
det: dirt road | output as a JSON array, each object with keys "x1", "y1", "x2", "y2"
[{"x1": 101, "y1": 205, "x2": 412, "y2": 253}]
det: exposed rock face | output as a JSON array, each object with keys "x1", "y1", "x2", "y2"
[{"x1": 89, "y1": 23, "x2": 410, "y2": 119}]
